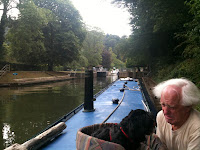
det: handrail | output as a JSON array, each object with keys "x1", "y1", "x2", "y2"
[{"x1": 0, "y1": 64, "x2": 10, "y2": 77}]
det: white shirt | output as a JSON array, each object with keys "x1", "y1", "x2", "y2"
[{"x1": 156, "y1": 109, "x2": 200, "y2": 150}]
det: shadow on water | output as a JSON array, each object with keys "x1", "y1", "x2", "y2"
[{"x1": 0, "y1": 76, "x2": 118, "y2": 149}]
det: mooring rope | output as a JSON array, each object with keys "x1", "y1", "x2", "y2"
[
  {"x1": 102, "y1": 82, "x2": 142, "y2": 123},
  {"x1": 127, "y1": 86, "x2": 140, "y2": 91},
  {"x1": 102, "y1": 90, "x2": 126, "y2": 123}
]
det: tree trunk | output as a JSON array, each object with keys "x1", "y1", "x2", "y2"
[
  {"x1": 0, "y1": 2, "x2": 8, "y2": 57},
  {"x1": 47, "y1": 23, "x2": 54, "y2": 71},
  {"x1": 4, "y1": 122, "x2": 67, "y2": 150},
  {"x1": 48, "y1": 62, "x2": 53, "y2": 71}
]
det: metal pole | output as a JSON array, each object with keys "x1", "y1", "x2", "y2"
[{"x1": 83, "y1": 70, "x2": 95, "y2": 112}]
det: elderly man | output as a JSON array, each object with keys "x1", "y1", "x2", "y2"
[{"x1": 153, "y1": 78, "x2": 200, "y2": 150}]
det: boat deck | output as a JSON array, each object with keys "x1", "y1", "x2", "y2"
[{"x1": 42, "y1": 79, "x2": 148, "y2": 150}]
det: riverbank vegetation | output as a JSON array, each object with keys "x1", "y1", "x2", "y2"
[
  {"x1": 113, "y1": 0, "x2": 200, "y2": 87},
  {"x1": 114, "y1": 0, "x2": 200, "y2": 111},
  {"x1": 0, "y1": 0, "x2": 125, "y2": 72},
  {"x1": 0, "y1": 0, "x2": 200, "y2": 88}
]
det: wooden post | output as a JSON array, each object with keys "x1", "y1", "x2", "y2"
[
  {"x1": 4, "y1": 122, "x2": 67, "y2": 150},
  {"x1": 83, "y1": 70, "x2": 95, "y2": 112}
]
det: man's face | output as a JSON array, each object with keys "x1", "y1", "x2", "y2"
[{"x1": 160, "y1": 85, "x2": 190, "y2": 129}]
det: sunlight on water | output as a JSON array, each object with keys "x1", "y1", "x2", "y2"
[{"x1": 2, "y1": 123, "x2": 15, "y2": 148}]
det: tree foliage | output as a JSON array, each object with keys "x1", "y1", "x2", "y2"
[
  {"x1": 179, "y1": 0, "x2": 200, "y2": 59},
  {"x1": 0, "y1": 0, "x2": 18, "y2": 60},
  {"x1": 7, "y1": 1, "x2": 48, "y2": 64},
  {"x1": 113, "y1": 0, "x2": 200, "y2": 82},
  {"x1": 64, "y1": 30, "x2": 127, "y2": 70},
  {"x1": 113, "y1": 36, "x2": 129, "y2": 61},
  {"x1": 102, "y1": 49, "x2": 111, "y2": 69},
  {"x1": 103, "y1": 34, "x2": 126, "y2": 69},
  {"x1": 109, "y1": 48, "x2": 125, "y2": 69},
  {"x1": 172, "y1": 0, "x2": 200, "y2": 85},
  {"x1": 5, "y1": 0, "x2": 86, "y2": 70},
  {"x1": 33, "y1": 0, "x2": 86, "y2": 70},
  {"x1": 81, "y1": 30, "x2": 104, "y2": 67},
  {"x1": 104, "y1": 34, "x2": 120, "y2": 51},
  {"x1": 1, "y1": 0, "x2": 127, "y2": 71}
]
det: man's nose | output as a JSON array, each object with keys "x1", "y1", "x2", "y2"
[{"x1": 163, "y1": 106, "x2": 170, "y2": 115}]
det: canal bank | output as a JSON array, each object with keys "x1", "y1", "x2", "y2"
[{"x1": 0, "y1": 71, "x2": 76, "y2": 87}]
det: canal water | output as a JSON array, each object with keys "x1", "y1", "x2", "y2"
[{"x1": 0, "y1": 76, "x2": 118, "y2": 149}]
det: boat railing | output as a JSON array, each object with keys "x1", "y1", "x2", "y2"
[{"x1": 138, "y1": 78, "x2": 158, "y2": 118}]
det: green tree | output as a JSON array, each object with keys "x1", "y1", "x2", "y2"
[
  {"x1": 114, "y1": 36, "x2": 130, "y2": 61},
  {"x1": 178, "y1": 0, "x2": 200, "y2": 60},
  {"x1": 82, "y1": 30, "x2": 104, "y2": 67},
  {"x1": 6, "y1": 0, "x2": 86, "y2": 70},
  {"x1": 33, "y1": 0, "x2": 86, "y2": 70},
  {"x1": 109, "y1": 47, "x2": 125, "y2": 69},
  {"x1": 174, "y1": 0, "x2": 200, "y2": 84},
  {"x1": 102, "y1": 49, "x2": 111, "y2": 69},
  {"x1": 6, "y1": 1, "x2": 48, "y2": 65},
  {"x1": 114, "y1": 0, "x2": 190, "y2": 67},
  {"x1": 103, "y1": 34, "x2": 126, "y2": 69},
  {"x1": 0, "y1": 0, "x2": 18, "y2": 60},
  {"x1": 104, "y1": 34, "x2": 120, "y2": 51}
]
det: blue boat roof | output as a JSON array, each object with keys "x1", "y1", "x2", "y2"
[{"x1": 42, "y1": 79, "x2": 148, "y2": 150}]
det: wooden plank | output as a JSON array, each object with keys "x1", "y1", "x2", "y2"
[{"x1": 4, "y1": 122, "x2": 67, "y2": 150}]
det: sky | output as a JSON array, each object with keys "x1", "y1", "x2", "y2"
[
  {"x1": 70, "y1": 0, "x2": 132, "y2": 37},
  {"x1": 0, "y1": 0, "x2": 132, "y2": 37}
]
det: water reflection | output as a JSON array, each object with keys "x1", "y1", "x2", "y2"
[
  {"x1": 93, "y1": 75, "x2": 118, "y2": 93},
  {"x1": 0, "y1": 76, "x2": 117, "y2": 149},
  {"x1": 2, "y1": 123, "x2": 15, "y2": 148}
]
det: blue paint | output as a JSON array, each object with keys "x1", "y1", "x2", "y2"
[
  {"x1": 42, "y1": 79, "x2": 147, "y2": 150},
  {"x1": 13, "y1": 73, "x2": 18, "y2": 75}
]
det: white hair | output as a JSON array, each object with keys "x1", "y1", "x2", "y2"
[{"x1": 153, "y1": 78, "x2": 200, "y2": 106}]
